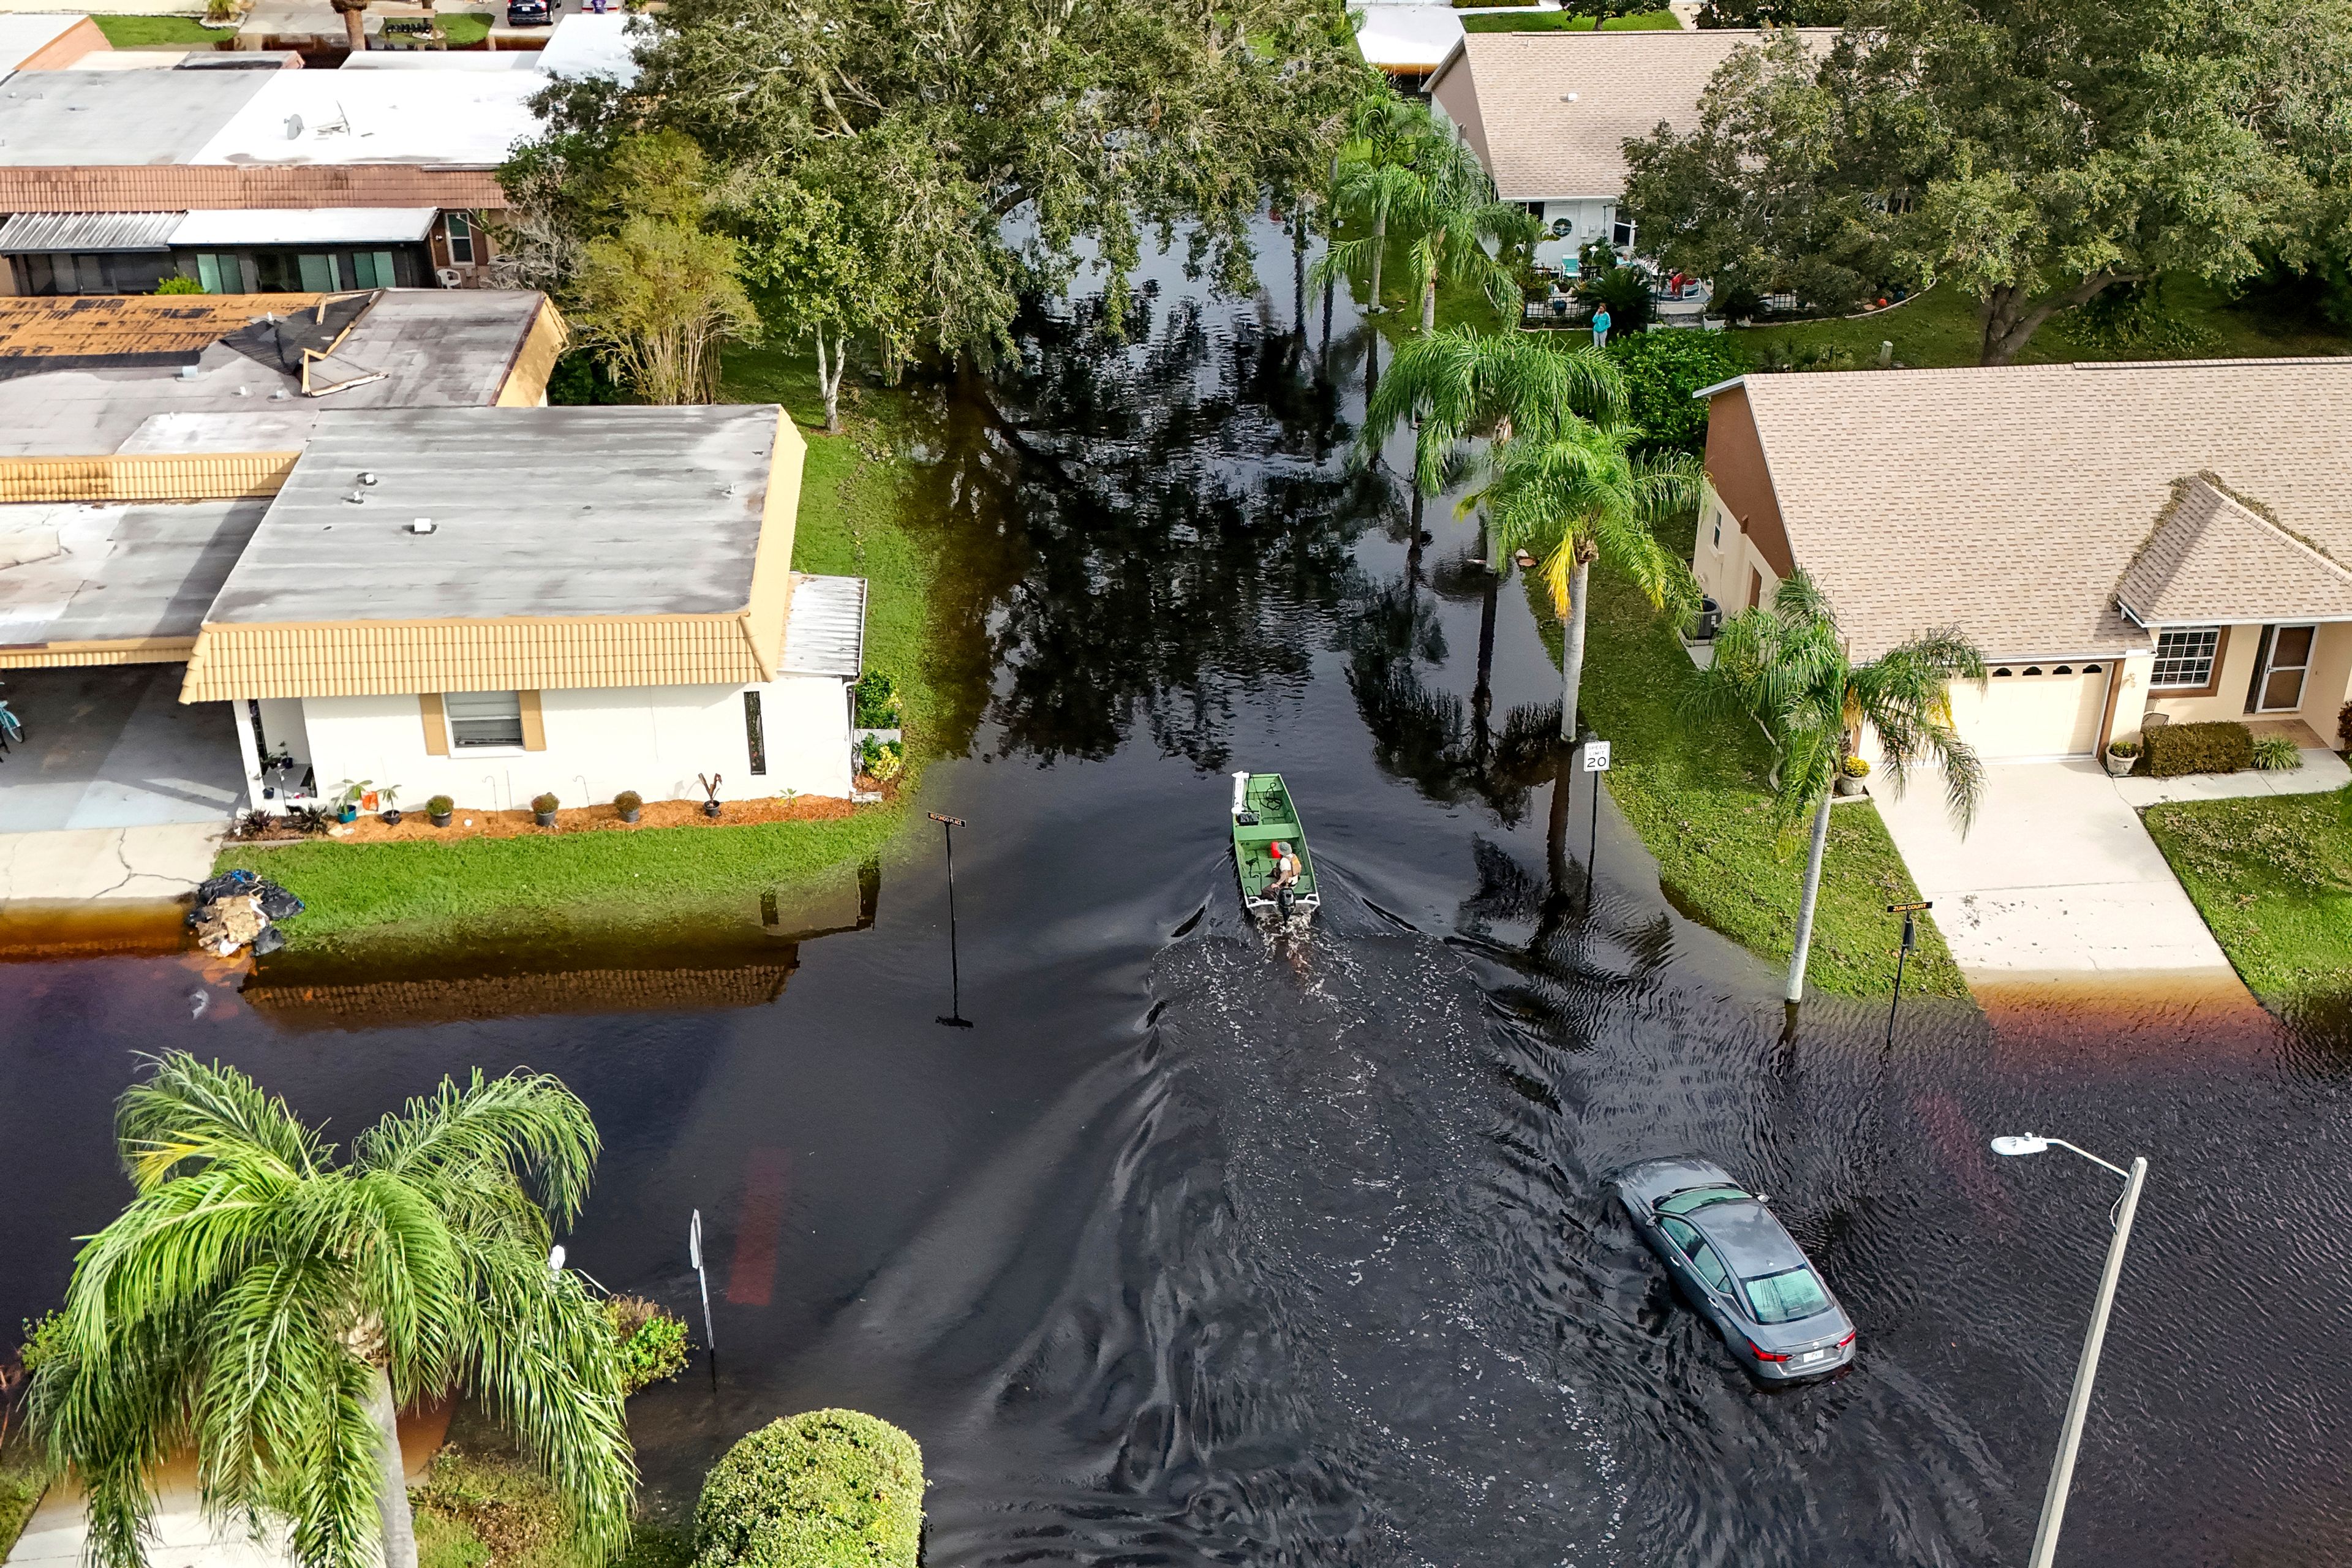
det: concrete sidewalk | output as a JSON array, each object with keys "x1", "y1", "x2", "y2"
[{"x1": 1874, "y1": 747, "x2": 2346, "y2": 987}]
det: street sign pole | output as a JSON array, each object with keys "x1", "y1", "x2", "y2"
[
  {"x1": 930, "y1": 812, "x2": 974, "y2": 1028},
  {"x1": 1885, "y1": 900, "x2": 1929, "y2": 1049},
  {"x1": 689, "y1": 1208, "x2": 716, "y2": 1391},
  {"x1": 1581, "y1": 737, "x2": 1612, "y2": 911}
]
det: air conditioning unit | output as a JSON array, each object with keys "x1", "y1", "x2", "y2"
[{"x1": 434, "y1": 267, "x2": 462, "y2": 288}]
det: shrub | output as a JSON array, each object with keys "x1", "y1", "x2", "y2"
[
  {"x1": 2252, "y1": 733, "x2": 2304, "y2": 771},
  {"x1": 1606, "y1": 330, "x2": 1747, "y2": 454},
  {"x1": 531, "y1": 792, "x2": 560, "y2": 815},
  {"x1": 614, "y1": 790, "x2": 644, "y2": 813},
  {"x1": 694, "y1": 1411, "x2": 923, "y2": 1568},
  {"x1": 851, "y1": 671, "x2": 900, "y2": 729},
  {"x1": 2339, "y1": 699, "x2": 2351, "y2": 751},
  {"x1": 154, "y1": 276, "x2": 208, "y2": 296},
  {"x1": 2144, "y1": 720, "x2": 2254, "y2": 778},
  {"x1": 427, "y1": 794, "x2": 454, "y2": 815},
  {"x1": 601, "y1": 1295, "x2": 688, "y2": 1395}
]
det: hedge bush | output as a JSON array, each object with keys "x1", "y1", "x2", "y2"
[
  {"x1": 694, "y1": 1411, "x2": 922, "y2": 1568},
  {"x1": 2145, "y1": 720, "x2": 2255, "y2": 778},
  {"x1": 1606, "y1": 329, "x2": 1749, "y2": 454}
]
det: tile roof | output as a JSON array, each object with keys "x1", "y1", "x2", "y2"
[
  {"x1": 0, "y1": 165, "x2": 508, "y2": 213},
  {"x1": 1429, "y1": 29, "x2": 1838, "y2": 201},
  {"x1": 1721, "y1": 358, "x2": 2352, "y2": 658},
  {"x1": 2116, "y1": 475, "x2": 2352, "y2": 625}
]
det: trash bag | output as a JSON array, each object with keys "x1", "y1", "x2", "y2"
[
  {"x1": 190, "y1": 894, "x2": 267, "y2": 957},
  {"x1": 254, "y1": 879, "x2": 304, "y2": 921},
  {"x1": 190, "y1": 868, "x2": 260, "y2": 917},
  {"x1": 250, "y1": 923, "x2": 287, "y2": 957}
]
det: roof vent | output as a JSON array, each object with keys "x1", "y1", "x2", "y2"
[
  {"x1": 407, "y1": 518, "x2": 435, "y2": 535},
  {"x1": 344, "y1": 491, "x2": 366, "y2": 505},
  {"x1": 1560, "y1": 92, "x2": 1578, "y2": 103},
  {"x1": 358, "y1": 471, "x2": 377, "y2": 486},
  {"x1": 176, "y1": 364, "x2": 199, "y2": 382}
]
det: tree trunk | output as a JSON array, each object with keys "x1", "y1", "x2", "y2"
[
  {"x1": 1978, "y1": 273, "x2": 2127, "y2": 365},
  {"x1": 1368, "y1": 211, "x2": 1387, "y2": 313},
  {"x1": 1293, "y1": 224, "x2": 1308, "y2": 341},
  {"x1": 366, "y1": 1365, "x2": 417, "y2": 1568},
  {"x1": 1558, "y1": 552, "x2": 1591, "y2": 742},
  {"x1": 1784, "y1": 790, "x2": 1833, "y2": 1004},
  {"x1": 816, "y1": 329, "x2": 842, "y2": 434},
  {"x1": 1473, "y1": 519, "x2": 1497, "y2": 722},
  {"x1": 1420, "y1": 266, "x2": 1438, "y2": 334},
  {"x1": 342, "y1": 4, "x2": 366, "y2": 52}
]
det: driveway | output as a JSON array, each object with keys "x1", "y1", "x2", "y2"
[{"x1": 1874, "y1": 746, "x2": 2350, "y2": 986}]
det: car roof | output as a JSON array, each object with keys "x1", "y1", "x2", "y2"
[{"x1": 1686, "y1": 1198, "x2": 1809, "y2": 1276}]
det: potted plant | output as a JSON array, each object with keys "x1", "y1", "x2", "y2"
[
  {"x1": 331, "y1": 779, "x2": 371, "y2": 824},
  {"x1": 2104, "y1": 737, "x2": 2141, "y2": 778},
  {"x1": 697, "y1": 772, "x2": 723, "y2": 820},
  {"x1": 426, "y1": 794, "x2": 454, "y2": 828},
  {"x1": 532, "y1": 791, "x2": 560, "y2": 827},
  {"x1": 377, "y1": 785, "x2": 403, "y2": 826},
  {"x1": 1833, "y1": 755, "x2": 1870, "y2": 796},
  {"x1": 614, "y1": 790, "x2": 643, "y2": 824}
]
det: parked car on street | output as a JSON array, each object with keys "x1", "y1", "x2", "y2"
[
  {"x1": 1613, "y1": 1156, "x2": 1855, "y2": 1383},
  {"x1": 505, "y1": 0, "x2": 552, "y2": 24}
]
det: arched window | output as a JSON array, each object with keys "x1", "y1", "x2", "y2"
[
  {"x1": 2053, "y1": 665, "x2": 2073, "y2": 675},
  {"x1": 2024, "y1": 666, "x2": 2044, "y2": 676},
  {"x1": 1992, "y1": 666, "x2": 2013, "y2": 677}
]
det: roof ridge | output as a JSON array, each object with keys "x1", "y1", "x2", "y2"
[{"x1": 2193, "y1": 470, "x2": 2352, "y2": 579}]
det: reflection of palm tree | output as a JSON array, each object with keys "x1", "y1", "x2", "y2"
[{"x1": 1694, "y1": 571, "x2": 1986, "y2": 1003}]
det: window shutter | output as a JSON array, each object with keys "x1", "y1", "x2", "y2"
[
  {"x1": 518, "y1": 690, "x2": 546, "y2": 751},
  {"x1": 420, "y1": 693, "x2": 448, "y2": 756}
]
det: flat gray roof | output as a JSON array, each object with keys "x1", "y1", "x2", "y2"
[
  {"x1": 0, "y1": 290, "x2": 546, "y2": 457},
  {"x1": 207, "y1": 405, "x2": 782, "y2": 624},
  {"x1": 0, "y1": 498, "x2": 267, "y2": 646},
  {"x1": 0, "y1": 70, "x2": 268, "y2": 167}
]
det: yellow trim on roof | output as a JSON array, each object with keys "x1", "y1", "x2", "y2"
[{"x1": 0, "y1": 451, "x2": 299, "y2": 504}]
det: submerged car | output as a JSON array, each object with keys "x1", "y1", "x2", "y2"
[
  {"x1": 1613, "y1": 1156, "x2": 1855, "y2": 1383},
  {"x1": 505, "y1": 0, "x2": 552, "y2": 23}
]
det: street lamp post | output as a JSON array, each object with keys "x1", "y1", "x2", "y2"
[{"x1": 1989, "y1": 1133, "x2": 2150, "y2": 1568}]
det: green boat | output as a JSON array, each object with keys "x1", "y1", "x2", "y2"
[{"x1": 1229, "y1": 770, "x2": 1319, "y2": 922}]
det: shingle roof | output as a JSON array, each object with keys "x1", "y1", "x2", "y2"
[
  {"x1": 1722, "y1": 358, "x2": 2352, "y2": 658},
  {"x1": 1429, "y1": 29, "x2": 1838, "y2": 201},
  {"x1": 2116, "y1": 475, "x2": 2352, "y2": 625}
]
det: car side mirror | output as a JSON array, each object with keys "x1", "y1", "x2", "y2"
[{"x1": 1753, "y1": 1192, "x2": 1770, "y2": 1204}]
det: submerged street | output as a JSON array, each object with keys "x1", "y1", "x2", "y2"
[{"x1": 4, "y1": 251, "x2": 2351, "y2": 1567}]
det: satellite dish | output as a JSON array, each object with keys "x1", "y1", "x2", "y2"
[{"x1": 284, "y1": 113, "x2": 304, "y2": 140}]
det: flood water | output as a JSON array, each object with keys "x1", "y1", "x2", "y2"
[{"x1": 7, "y1": 239, "x2": 2352, "y2": 1567}]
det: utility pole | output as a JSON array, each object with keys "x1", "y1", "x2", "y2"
[{"x1": 1885, "y1": 900, "x2": 1929, "y2": 1049}]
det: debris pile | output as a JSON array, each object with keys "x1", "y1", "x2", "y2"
[{"x1": 187, "y1": 869, "x2": 305, "y2": 957}]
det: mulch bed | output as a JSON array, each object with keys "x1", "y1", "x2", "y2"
[{"x1": 236, "y1": 789, "x2": 886, "y2": 847}]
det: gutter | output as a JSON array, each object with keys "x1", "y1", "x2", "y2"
[{"x1": 1690, "y1": 374, "x2": 1747, "y2": 400}]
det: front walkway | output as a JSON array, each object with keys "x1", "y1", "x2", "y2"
[{"x1": 1874, "y1": 746, "x2": 2349, "y2": 986}]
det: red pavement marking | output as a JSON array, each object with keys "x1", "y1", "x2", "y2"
[{"x1": 725, "y1": 1147, "x2": 792, "y2": 1307}]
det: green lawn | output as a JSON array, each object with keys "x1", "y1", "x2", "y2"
[
  {"x1": 436, "y1": 12, "x2": 496, "y2": 47},
  {"x1": 1728, "y1": 277, "x2": 2352, "y2": 371},
  {"x1": 1570, "y1": 515, "x2": 1969, "y2": 1000},
  {"x1": 92, "y1": 15, "x2": 224, "y2": 45},
  {"x1": 1462, "y1": 10, "x2": 1681, "y2": 30},
  {"x1": 415, "y1": 1411, "x2": 691, "y2": 1568},
  {"x1": 2141, "y1": 788, "x2": 2352, "y2": 1001},
  {"x1": 216, "y1": 358, "x2": 944, "y2": 955}
]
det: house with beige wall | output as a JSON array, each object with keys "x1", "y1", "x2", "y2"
[
  {"x1": 1426, "y1": 29, "x2": 1836, "y2": 268},
  {"x1": 1691, "y1": 358, "x2": 2352, "y2": 761}
]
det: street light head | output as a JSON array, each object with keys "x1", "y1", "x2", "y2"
[{"x1": 1991, "y1": 1134, "x2": 2051, "y2": 1157}]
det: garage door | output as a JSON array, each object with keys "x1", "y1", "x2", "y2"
[{"x1": 1941, "y1": 663, "x2": 2109, "y2": 760}]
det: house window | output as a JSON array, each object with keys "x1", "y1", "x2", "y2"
[
  {"x1": 347, "y1": 251, "x2": 398, "y2": 289},
  {"x1": 444, "y1": 211, "x2": 475, "y2": 265},
  {"x1": 444, "y1": 690, "x2": 524, "y2": 748},
  {"x1": 1711, "y1": 511, "x2": 1723, "y2": 551},
  {"x1": 188, "y1": 252, "x2": 239, "y2": 294},
  {"x1": 2150, "y1": 627, "x2": 2222, "y2": 690},
  {"x1": 1610, "y1": 216, "x2": 1636, "y2": 251},
  {"x1": 744, "y1": 690, "x2": 767, "y2": 775}
]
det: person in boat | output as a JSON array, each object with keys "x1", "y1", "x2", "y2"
[{"x1": 1268, "y1": 840, "x2": 1302, "y2": 902}]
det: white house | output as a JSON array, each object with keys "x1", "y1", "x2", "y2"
[
  {"x1": 1427, "y1": 29, "x2": 1836, "y2": 268},
  {"x1": 173, "y1": 404, "x2": 864, "y2": 813}
]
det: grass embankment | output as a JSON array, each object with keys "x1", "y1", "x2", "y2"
[
  {"x1": 1462, "y1": 10, "x2": 1680, "y2": 31},
  {"x1": 437, "y1": 13, "x2": 497, "y2": 46},
  {"x1": 0, "y1": 1432, "x2": 44, "y2": 1562},
  {"x1": 1729, "y1": 277, "x2": 2352, "y2": 370},
  {"x1": 214, "y1": 355, "x2": 940, "y2": 954},
  {"x1": 1574, "y1": 518, "x2": 1969, "y2": 1000},
  {"x1": 92, "y1": 16, "x2": 222, "y2": 45},
  {"x1": 2142, "y1": 788, "x2": 2352, "y2": 1001}
]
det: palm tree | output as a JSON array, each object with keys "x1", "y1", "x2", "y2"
[
  {"x1": 1360, "y1": 325, "x2": 1624, "y2": 496},
  {"x1": 1401, "y1": 140, "x2": 1544, "y2": 334},
  {"x1": 1694, "y1": 571, "x2": 1987, "y2": 1003},
  {"x1": 1485, "y1": 424, "x2": 1704, "y2": 741},
  {"x1": 330, "y1": 0, "x2": 368, "y2": 53},
  {"x1": 1322, "y1": 159, "x2": 1428, "y2": 315},
  {"x1": 29, "y1": 1055, "x2": 636, "y2": 1568}
]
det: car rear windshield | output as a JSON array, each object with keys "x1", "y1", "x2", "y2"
[
  {"x1": 1742, "y1": 1267, "x2": 1831, "y2": 1325},
  {"x1": 1656, "y1": 1185, "x2": 1745, "y2": 1218}
]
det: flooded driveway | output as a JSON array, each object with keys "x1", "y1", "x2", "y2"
[{"x1": 5, "y1": 246, "x2": 2352, "y2": 1567}]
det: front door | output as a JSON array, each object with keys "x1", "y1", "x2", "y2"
[{"x1": 2252, "y1": 624, "x2": 2316, "y2": 712}]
